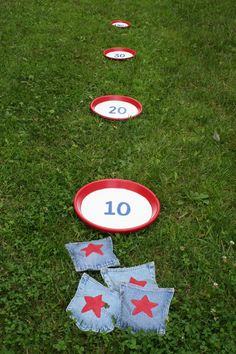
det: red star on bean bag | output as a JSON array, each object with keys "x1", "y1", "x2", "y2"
[
  {"x1": 81, "y1": 295, "x2": 106, "y2": 318},
  {"x1": 81, "y1": 243, "x2": 104, "y2": 257},
  {"x1": 129, "y1": 277, "x2": 147, "y2": 287},
  {"x1": 131, "y1": 295, "x2": 158, "y2": 318}
]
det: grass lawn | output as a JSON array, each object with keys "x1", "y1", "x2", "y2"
[{"x1": 1, "y1": 0, "x2": 235, "y2": 353}]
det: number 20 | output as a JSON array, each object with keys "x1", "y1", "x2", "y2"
[
  {"x1": 104, "y1": 201, "x2": 131, "y2": 216},
  {"x1": 109, "y1": 106, "x2": 127, "y2": 114}
]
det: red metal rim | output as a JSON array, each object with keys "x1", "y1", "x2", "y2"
[
  {"x1": 73, "y1": 179, "x2": 161, "y2": 233},
  {"x1": 103, "y1": 47, "x2": 137, "y2": 60},
  {"x1": 111, "y1": 20, "x2": 131, "y2": 28},
  {"x1": 90, "y1": 95, "x2": 142, "y2": 121}
]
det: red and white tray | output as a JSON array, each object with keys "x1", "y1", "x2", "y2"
[
  {"x1": 103, "y1": 47, "x2": 137, "y2": 61},
  {"x1": 111, "y1": 20, "x2": 131, "y2": 28},
  {"x1": 90, "y1": 95, "x2": 142, "y2": 121},
  {"x1": 74, "y1": 179, "x2": 160, "y2": 233}
]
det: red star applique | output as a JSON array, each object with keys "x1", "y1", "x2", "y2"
[
  {"x1": 81, "y1": 295, "x2": 106, "y2": 318},
  {"x1": 131, "y1": 295, "x2": 158, "y2": 318},
  {"x1": 81, "y1": 243, "x2": 104, "y2": 257},
  {"x1": 129, "y1": 277, "x2": 147, "y2": 287}
]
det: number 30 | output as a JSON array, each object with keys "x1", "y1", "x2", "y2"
[
  {"x1": 104, "y1": 201, "x2": 131, "y2": 216},
  {"x1": 115, "y1": 53, "x2": 125, "y2": 58}
]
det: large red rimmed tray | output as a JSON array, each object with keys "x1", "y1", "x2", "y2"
[
  {"x1": 90, "y1": 95, "x2": 142, "y2": 121},
  {"x1": 103, "y1": 47, "x2": 137, "y2": 60},
  {"x1": 111, "y1": 20, "x2": 131, "y2": 28},
  {"x1": 74, "y1": 179, "x2": 160, "y2": 233}
]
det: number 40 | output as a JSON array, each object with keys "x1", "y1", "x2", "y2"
[{"x1": 104, "y1": 201, "x2": 131, "y2": 216}]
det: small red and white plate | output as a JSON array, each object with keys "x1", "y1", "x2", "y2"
[
  {"x1": 90, "y1": 95, "x2": 142, "y2": 120},
  {"x1": 103, "y1": 47, "x2": 137, "y2": 61},
  {"x1": 111, "y1": 20, "x2": 131, "y2": 28},
  {"x1": 74, "y1": 179, "x2": 160, "y2": 233}
]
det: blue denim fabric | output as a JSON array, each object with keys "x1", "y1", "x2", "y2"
[
  {"x1": 65, "y1": 237, "x2": 120, "y2": 271},
  {"x1": 66, "y1": 273, "x2": 121, "y2": 333},
  {"x1": 101, "y1": 262, "x2": 158, "y2": 292},
  {"x1": 117, "y1": 283, "x2": 174, "y2": 334}
]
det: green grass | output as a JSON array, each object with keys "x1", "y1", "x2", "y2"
[{"x1": 1, "y1": 0, "x2": 236, "y2": 353}]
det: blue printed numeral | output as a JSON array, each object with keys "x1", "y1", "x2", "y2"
[
  {"x1": 104, "y1": 201, "x2": 131, "y2": 216},
  {"x1": 109, "y1": 106, "x2": 127, "y2": 114},
  {"x1": 114, "y1": 53, "x2": 125, "y2": 58}
]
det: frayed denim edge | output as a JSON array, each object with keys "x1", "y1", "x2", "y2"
[{"x1": 74, "y1": 258, "x2": 120, "y2": 272}]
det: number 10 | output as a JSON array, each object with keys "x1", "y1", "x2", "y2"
[{"x1": 104, "y1": 201, "x2": 131, "y2": 216}]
